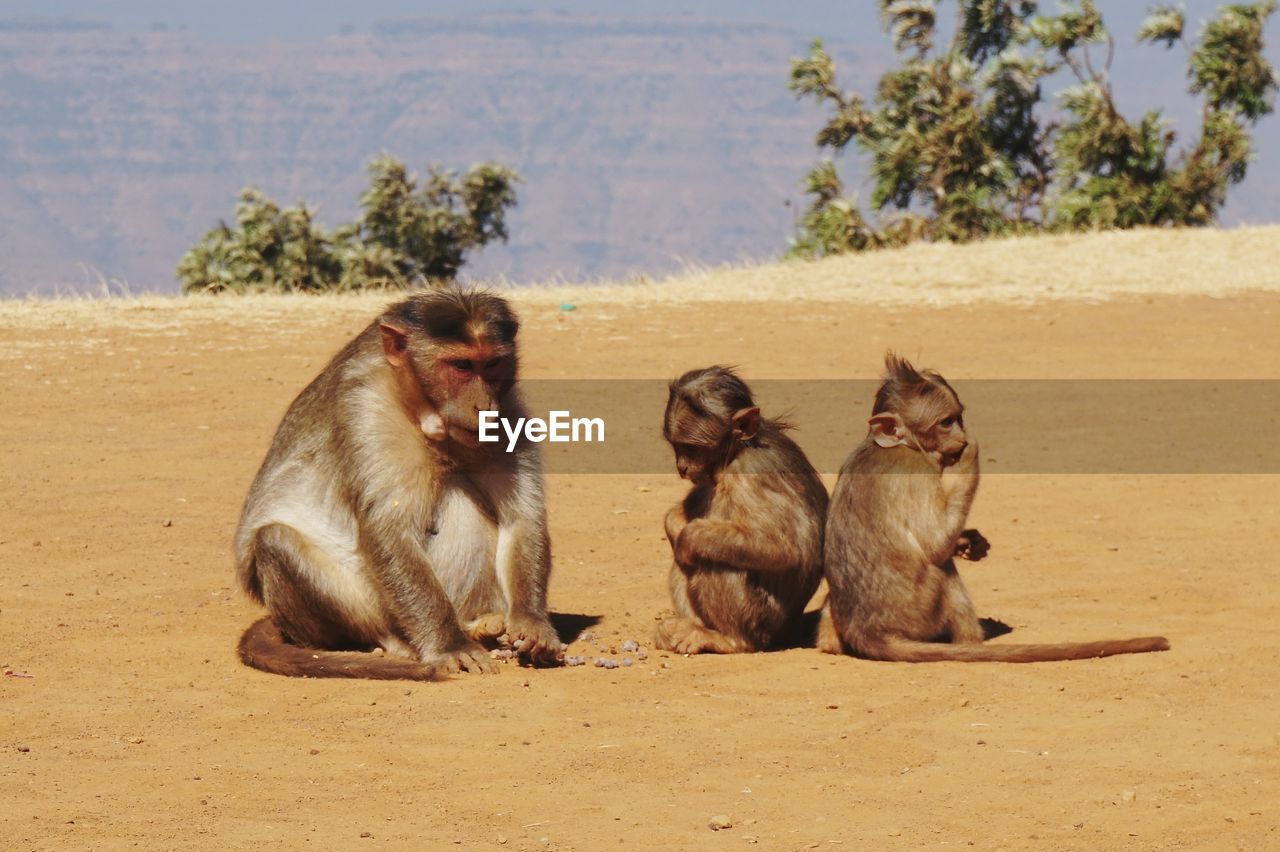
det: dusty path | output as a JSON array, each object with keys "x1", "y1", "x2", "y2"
[{"x1": 2, "y1": 282, "x2": 1279, "y2": 849}]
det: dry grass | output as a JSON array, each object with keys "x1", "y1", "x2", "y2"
[{"x1": 1, "y1": 225, "x2": 1277, "y2": 330}]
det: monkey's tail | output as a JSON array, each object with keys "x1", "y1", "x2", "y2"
[
  {"x1": 237, "y1": 617, "x2": 441, "y2": 681},
  {"x1": 869, "y1": 635, "x2": 1170, "y2": 663}
]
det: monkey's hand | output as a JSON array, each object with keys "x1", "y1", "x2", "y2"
[
  {"x1": 673, "y1": 521, "x2": 709, "y2": 570},
  {"x1": 505, "y1": 612, "x2": 565, "y2": 667},
  {"x1": 954, "y1": 529, "x2": 990, "y2": 561}
]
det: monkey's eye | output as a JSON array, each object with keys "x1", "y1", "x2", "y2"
[
  {"x1": 939, "y1": 416, "x2": 958, "y2": 428},
  {"x1": 450, "y1": 359, "x2": 475, "y2": 372},
  {"x1": 484, "y1": 357, "x2": 502, "y2": 369}
]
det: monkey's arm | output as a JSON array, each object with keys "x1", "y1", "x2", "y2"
[
  {"x1": 358, "y1": 512, "x2": 485, "y2": 662},
  {"x1": 492, "y1": 461, "x2": 563, "y2": 664},
  {"x1": 665, "y1": 504, "x2": 689, "y2": 549},
  {"x1": 347, "y1": 454, "x2": 489, "y2": 668},
  {"x1": 675, "y1": 518, "x2": 805, "y2": 574},
  {"x1": 936, "y1": 441, "x2": 981, "y2": 542}
]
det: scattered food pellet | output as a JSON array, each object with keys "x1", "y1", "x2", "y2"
[
  {"x1": 708, "y1": 814, "x2": 733, "y2": 831},
  {"x1": 564, "y1": 655, "x2": 587, "y2": 667},
  {"x1": 622, "y1": 658, "x2": 633, "y2": 667},
  {"x1": 621, "y1": 640, "x2": 640, "y2": 653},
  {"x1": 16, "y1": 744, "x2": 31, "y2": 753}
]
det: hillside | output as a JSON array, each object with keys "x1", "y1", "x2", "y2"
[
  {"x1": 2, "y1": 224, "x2": 1277, "y2": 317},
  {"x1": 0, "y1": 13, "x2": 889, "y2": 295}
]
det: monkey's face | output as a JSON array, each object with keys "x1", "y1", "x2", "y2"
[
  {"x1": 912, "y1": 392, "x2": 968, "y2": 465},
  {"x1": 663, "y1": 397, "x2": 734, "y2": 484},
  {"x1": 925, "y1": 411, "x2": 967, "y2": 465},
  {"x1": 669, "y1": 441, "x2": 721, "y2": 483},
  {"x1": 426, "y1": 342, "x2": 517, "y2": 445},
  {"x1": 871, "y1": 387, "x2": 968, "y2": 466}
]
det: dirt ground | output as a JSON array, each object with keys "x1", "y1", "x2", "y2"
[{"x1": 3, "y1": 287, "x2": 1279, "y2": 850}]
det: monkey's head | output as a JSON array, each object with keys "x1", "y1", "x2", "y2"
[
  {"x1": 378, "y1": 289, "x2": 520, "y2": 447},
  {"x1": 868, "y1": 353, "x2": 968, "y2": 466},
  {"x1": 663, "y1": 366, "x2": 761, "y2": 483}
]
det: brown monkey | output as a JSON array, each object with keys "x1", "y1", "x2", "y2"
[
  {"x1": 234, "y1": 288, "x2": 563, "y2": 680},
  {"x1": 819, "y1": 353, "x2": 1169, "y2": 663},
  {"x1": 654, "y1": 367, "x2": 828, "y2": 654}
]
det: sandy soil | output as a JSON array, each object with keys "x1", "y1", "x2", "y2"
[{"x1": 3, "y1": 246, "x2": 1280, "y2": 848}]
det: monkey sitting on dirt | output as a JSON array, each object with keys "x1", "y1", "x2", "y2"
[
  {"x1": 234, "y1": 288, "x2": 563, "y2": 680},
  {"x1": 818, "y1": 352, "x2": 1169, "y2": 663},
  {"x1": 655, "y1": 366, "x2": 828, "y2": 654}
]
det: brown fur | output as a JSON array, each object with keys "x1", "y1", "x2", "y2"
[
  {"x1": 655, "y1": 366, "x2": 828, "y2": 654},
  {"x1": 820, "y1": 353, "x2": 1169, "y2": 663},
  {"x1": 233, "y1": 288, "x2": 563, "y2": 680}
]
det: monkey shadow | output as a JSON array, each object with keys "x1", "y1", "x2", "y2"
[
  {"x1": 782, "y1": 609, "x2": 826, "y2": 650},
  {"x1": 784, "y1": 611, "x2": 1014, "y2": 648},
  {"x1": 979, "y1": 617, "x2": 1013, "y2": 640},
  {"x1": 549, "y1": 612, "x2": 604, "y2": 644}
]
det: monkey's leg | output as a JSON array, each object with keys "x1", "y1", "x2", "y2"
[
  {"x1": 653, "y1": 565, "x2": 752, "y2": 654},
  {"x1": 941, "y1": 564, "x2": 985, "y2": 644},
  {"x1": 654, "y1": 618, "x2": 750, "y2": 654},
  {"x1": 252, "y1": 523, "x2": 390, "y2": 652}
]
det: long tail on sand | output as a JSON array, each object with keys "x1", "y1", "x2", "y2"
[
  {"x1": 866, "y1": 635, "x2": 1170, "y2": 663},
  {"x1": 237, "y1": 617, "x2": 440, "y2": 681}
]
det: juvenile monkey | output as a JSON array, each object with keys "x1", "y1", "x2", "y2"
[
  {"x1": 234, "y1": 288, "x2": 563, "y2": 680},
  {"x1": 819, "y1": 353, "x2": 1169, "y2": 663},
  {"x1": 655, "y1": 367, "x2": 828, "y2": 654}
]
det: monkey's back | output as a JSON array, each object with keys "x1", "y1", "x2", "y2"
[
  {"x1": 232, "y1": 324, "x2": 384, "y2": 598},
  {"x1": 824, "y1": 440, "x2": 954, "y2": 645},
  {"x1": 705, "y1": 424, "x2": 828, "y2": 628}
]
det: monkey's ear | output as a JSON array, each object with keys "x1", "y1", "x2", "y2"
[
  {"x1": 731, "y1": 406, "x2": 761, "y2": 441},
  {"x1": 379, "y1": 320, "x2": 410, "y2": 368},
  {"x1": 869, "y1": 413, "x2": 908, "y2": 448}
]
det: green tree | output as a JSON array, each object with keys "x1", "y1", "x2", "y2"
[
  {"x1": 337, "y1": 155, "x2": 519, "y2": 283},
  {"x1": 788, "y1": 1, "x2": 1277, "y2": 258},
  {"x1": 178, "y1": 156, "x2": 519, "y2": 294},
  {"x1": 177, "y1": 189, "x2": 341, "y2": 293}
]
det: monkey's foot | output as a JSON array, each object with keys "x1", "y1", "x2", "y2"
[
  {"x1": 505, "y1": 613, "x2": 565, "y2": 666},
  {"x1": 465, "y1": 613, "x2": 508, "y2": 643},
  {"x1": 815, "y1": 607, "x2": 844, "y2": 655},
  {"x1": 379, "y1": 635, "x2": 417, "y2": 660},
  {"x1": 425, "y1": 642, "x2": 499, "y2": 675},
  {"x1": 653, "y1": 618, "x2": 748, "y2": 654}
]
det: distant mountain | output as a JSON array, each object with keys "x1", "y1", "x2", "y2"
[
  {"x1": 0, "y1": 13, "x2": 894, "y2": 294},
  {"x1": 0, "y1": 9, "x2": 1275, "y2": 295}
]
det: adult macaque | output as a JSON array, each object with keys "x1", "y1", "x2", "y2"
[
  {"x1": 655, "y1": 367, "x2": 828, "y2": 654},
  {"x1": 819, "y1": 353, "x2": 1169, "y2": 663},
  {"x1": 234, "y1": 289, "x2": 563, "y2": 680}
]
